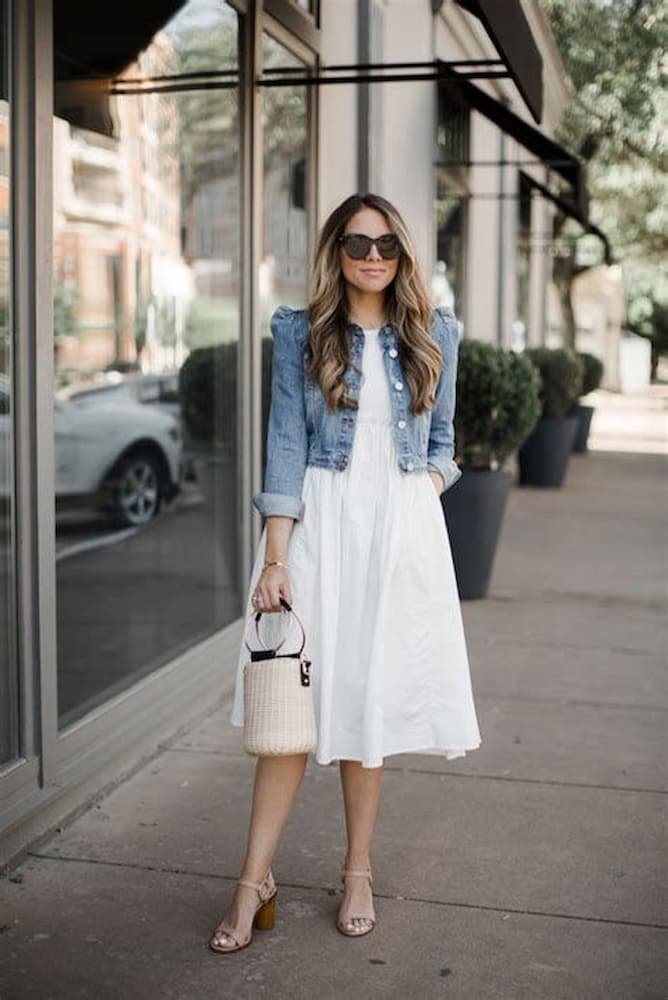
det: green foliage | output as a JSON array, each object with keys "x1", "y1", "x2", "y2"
[
  {"x1": 525, "y1": 348, "x2": 584, "y2": 419},
  {"x1": 184, "y1": 299, "x2": 242, "y2": 351},
  {"x1": 53, "y1": 282, "x2": 80, "y2": 341},
  {"x1": 541, "y1": 0, "x2": 667, "y2": 341},
  {"x1": 168, "y1": 11, "x2": 240, "y2": 206},
  {"x1": 179, "y1": 338, "x2": 273, "y2": 451},
  {"x1": 543, "y1": 0, "x2": 665, "y2": 167},
  {"x1": 454, "y1": 340, "x2": 541, "y2": 469},
  {"x1": 577, "y1": 352, "x2": 604, "y2": 395},
  {"x1": 627, "y1": 295, "x2": 668, "y2": 354},
  {"x1": 133, "y1": 293, "x2": 149, "y2": 358}
]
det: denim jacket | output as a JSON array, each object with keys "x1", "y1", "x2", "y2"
[{"x1": 252, "y1": 304, "x2": 462, "y2": 521}]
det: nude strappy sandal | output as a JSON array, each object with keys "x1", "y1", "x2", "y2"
[
  {"x1": 209, "y1": 871, "x2": 277, "y2": 954},
  {"x1": 337, "y1": 866, "x2": 376, "y2": 937}
]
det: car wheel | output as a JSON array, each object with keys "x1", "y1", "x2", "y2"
[{"x1": 106, "y1": 450, "x2": 162, "y2": 527}]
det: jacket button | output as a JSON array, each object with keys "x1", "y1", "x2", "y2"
[
  {"x1": 394, "y1": 381, "x2": 403, "y2": 391},
  {"x1": 397, "y1": 419, "x2": 406, "y2": 429},
  {"x1": 389, "y1": 348, "x2": 398, "y2": 358},
  {"x1": 406, "y1": 461, "x2": 414, "y2": 471}
]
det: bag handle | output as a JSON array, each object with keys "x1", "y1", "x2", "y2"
[{"x1": 243, "y1": 596, "x2": 307, "y2": 657}]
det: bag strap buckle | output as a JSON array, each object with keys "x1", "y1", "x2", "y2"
[{"x1": 299, "y1": 655, "x2": 312, "y2": 687}]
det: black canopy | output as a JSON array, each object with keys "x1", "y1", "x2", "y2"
[{"x1": 456, "y1": 0, "x2": 543, "y2": 123}]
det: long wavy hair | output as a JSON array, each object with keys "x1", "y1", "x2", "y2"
[{"x1": 307, "y1": 193, "x2": 442, "y2": 414}]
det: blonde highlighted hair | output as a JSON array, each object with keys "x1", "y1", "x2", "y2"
[{"x1": 307, "y1": 193, "x2": 442, "y2": 414}]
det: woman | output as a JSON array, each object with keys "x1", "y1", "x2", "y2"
[{"x1": 210, "y1": 193, "x2": 481, "y2": 953}]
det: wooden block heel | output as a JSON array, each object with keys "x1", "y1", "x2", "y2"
[
  {"x1": 209, "y1": 871, "x2": 277, "y2": 954},
  {"x1": 253, "y1": 891, "x2": 277, "y2": 930}
]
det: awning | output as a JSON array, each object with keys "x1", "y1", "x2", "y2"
[
  {"x1": 522, "y1": 173, "x2": 612, "y2": 265},
  {"x1": 53, "y1": 0, "x2": 186, "y2": 135},
  {"x1": 455, "y1": 0, "x2": 543, "y2": 123},
  {"x1": 441, "y1": 76, "x2": 587, "y2": 219},
  {"x1": 437, "y1": 76, "x2": 611, "y2": 261},
  {"x1": 54, "y1": 0, "x2": 186, "y2": 81}
]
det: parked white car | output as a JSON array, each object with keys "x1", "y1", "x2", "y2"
[{"x1": 0, "y1": 376, "x2": 182, "y2": 527}]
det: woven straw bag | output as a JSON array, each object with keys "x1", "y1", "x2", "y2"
[{"x1": 243, "y1": 596, "x2": 317, "y2": 756}]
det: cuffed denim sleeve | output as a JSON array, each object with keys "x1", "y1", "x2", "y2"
[
  {"x1": 252, "y1": 306, "x2": 308, "y2": 521},
  {"x1": 427, "y1": 306, "x2": 463, "y2": 492}
]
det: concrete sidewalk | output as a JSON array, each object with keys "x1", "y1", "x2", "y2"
[{"x1": 1, "y1": 395, "x2": 667, "y2": 999}]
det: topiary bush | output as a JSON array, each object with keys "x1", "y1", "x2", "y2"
[
  {"x1": 524, "y1": 347, "x2": 584, "y2": 420},
  {"x1": 454, "y1": 339, "x2": 542, "y2": 470},
  {"x1": 577, "y1": 351, "x2": 604, "y2": 396},
  {"x1": 179, "y1": 338, "x2": 273, "y2": 452}
]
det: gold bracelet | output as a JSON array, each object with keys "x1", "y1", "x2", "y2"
[{"x1": 263, "y1": 560, "x2": 286, "y2": 569}]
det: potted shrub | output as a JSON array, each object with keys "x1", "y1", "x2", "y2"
[
  {"x1": 179, "y1": 339, "x2": 272, "y2": 593},
  {"x1": 518, "y1": 347, "x2": 583, "y2": 488},
  {"x1": 442, "y1": 339, "x2": 541, "y2": 600},
  {"x1": 571, "y1": 351, "x2": 604, "y2": 453},
  {"x1": 179, "y1": 337, "x2": 273, "y2": 452}
]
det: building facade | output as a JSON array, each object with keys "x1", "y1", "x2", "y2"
[{"x1": 0, "y1": 0, "x2": 611, "y2": 864}]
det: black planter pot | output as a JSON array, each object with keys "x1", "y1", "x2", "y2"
[
  {"x1": 441, "y1": 468, "x2": 513, "y2": 600},
  {"x1": 518, "y1": 416, "x2": 578, "y2": 488},
  {"x1": 570, "y1": 403, "x2": 595, "y2": 453}
]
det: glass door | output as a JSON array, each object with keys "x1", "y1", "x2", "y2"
[
  {"x1": 52, "y1": 0, "x2": 244, "y2": 728},
  {"x1": 0, "y1": 0, "x2": 18, "y2": 767},
  {"x1": 259, "y1": 30, "x2": 311, "y2": 469}
]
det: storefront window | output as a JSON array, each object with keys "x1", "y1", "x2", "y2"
[
  {"x1": 0, "y1": 0, "x2": 18, "y2": 765},
  {"x1": 433, "y1": 169, "x2": 467, "y2": 320},
  {"x1": 261, "y1": 35, "x2": 309, "y2": 317},
  {"x1": 260, "y1": 33, "x2": 310, "y2": 464},
  {"x1": 52, "y1": 0, "x2": 243, "y2": 728},
  {"x1": 514, "y1": 172, "x2": 532, "y2": 350}
]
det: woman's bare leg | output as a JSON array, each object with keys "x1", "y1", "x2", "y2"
[
  {"x1": 211, "y1": 753, "x2": 308, "y2": 946},
  {"x1": 338, "y1": 760, "x2": 383, "y2": 933}
]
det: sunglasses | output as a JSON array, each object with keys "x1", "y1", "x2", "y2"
[{"x1": 338, "y1": 232, "x2": 403, "y2": 260}]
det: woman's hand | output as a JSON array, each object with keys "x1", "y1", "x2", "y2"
[
  {"x1": 252, "y1": 564, "x2": 292, "y2": 613},
  {"x1": 429, "y1": 470, "x2": 445, "y2": 496},
  {"x1": 253, "y1": 515, "x2": 295, "y2": 613}
]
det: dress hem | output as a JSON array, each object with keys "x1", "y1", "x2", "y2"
[
  {"x1": 312, "y1": 741, "x2": 482, "y2": 769},
  {"x1": 229, "y1": 719, "x2": 481, "y2": 768}
]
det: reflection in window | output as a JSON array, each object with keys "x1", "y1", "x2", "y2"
[
  {"x1": 260, "y1": 35, "x2": 310, "y2": 465},
  {"x1": 433, "y1": 169, "x2": 467, "y2": 320},
  {"x1": 0, "y1": 0, "x2": 18, "y2": 765},
  {"x1": 261, "y1": 34, "x2": 309, "y2": 321},
  {"x1": 52, "y1": 0, "x2": 243, "y2": 727}
]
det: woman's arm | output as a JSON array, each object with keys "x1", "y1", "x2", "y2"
[
  {"x1": 427, "y1": 307, "x2": 463, "y2": 493},
  {"x1": 251, "y1": 308, "x2": 308, "y2": 612},
  {"x1": 255, "y1": 514, "x2": 295, "y2": 611},
  {"x1": 252, "y1": 307, "x2": 308, "y2": 521}
]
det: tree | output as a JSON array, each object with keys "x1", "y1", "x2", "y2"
[
  {"x1": 53, "y1": 280, "x2": 80, "y2": 346},
  {"x1": 541, "y1": 0, "x2": 667, "y2": 355}
]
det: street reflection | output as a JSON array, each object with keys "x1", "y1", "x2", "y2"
[{"x1": 52, "y1": 0, "x2": 245, "y2": 728}]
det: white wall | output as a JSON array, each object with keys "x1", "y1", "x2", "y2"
[
  {"x1": 375, "y1": 0, "x2": 434, "y2": 281},
  {"x1": 318, "y1": 0, "x2": 359, "y2": 222},
  {"x1": 465, "y1": 113, "x2": 501, "y2": 340},
  {"x1": 317, "y1": 0, "x2": 572, "y2": 347},
  {"x1": 573, "y1": 264, "x2": 625, "y2": 390},
  {"x1": 527, "y1": 185, "x2": 551, "y2": 346}
]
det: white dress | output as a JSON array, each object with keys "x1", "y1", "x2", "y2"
[{"x1": 231, "y1": 327, "x2": 481, "y2": 767}]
